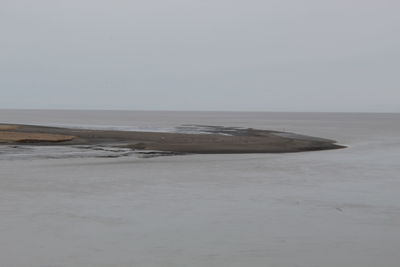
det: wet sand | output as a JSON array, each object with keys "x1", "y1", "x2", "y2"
[{"x1": 0, "y1": 123, "x2": 344, "y2": 153}]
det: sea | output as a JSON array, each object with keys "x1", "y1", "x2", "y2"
[{"x1": 0, "y1": 110, "x2": 399, "y2": 267}]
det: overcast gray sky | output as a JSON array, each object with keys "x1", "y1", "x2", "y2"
[{"x1": 1, "y1": 0, "x2": 399, "y2": 112}]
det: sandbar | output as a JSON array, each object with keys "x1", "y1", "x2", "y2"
[{"x1": 0, "y1": 123, "x2": 345, "y2": 154}]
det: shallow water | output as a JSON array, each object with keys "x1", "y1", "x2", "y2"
[{"x1": 1, "y1": 110, "x2": 400, "y2": 267}]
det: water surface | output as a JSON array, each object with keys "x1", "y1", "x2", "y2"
[{"x1": 1, "y1": 110, "x2": 399, "y2": 267}]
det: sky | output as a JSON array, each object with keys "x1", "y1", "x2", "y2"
[{"x1": 1, "y1": 0, "x2": 399, "y2": 112}]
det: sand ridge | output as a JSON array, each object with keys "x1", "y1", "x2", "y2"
[
  {"x1": 0, "y1": 131, "x2": 75, "y2": 143},
  {"x1": 0, "y1": 125, "x2": 20, "y2": 130}
]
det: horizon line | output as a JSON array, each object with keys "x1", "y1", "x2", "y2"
[{"x1": 0, "y1": 108, "x2": 399, "y2": 114}]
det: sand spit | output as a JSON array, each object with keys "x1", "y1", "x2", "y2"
[{"x1": 0, "y1": 123, "x2": 345, "y2": 153}]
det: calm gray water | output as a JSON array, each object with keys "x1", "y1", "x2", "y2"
[{"x1": 1, "y1": 110, "x2": 400, "y2": 267}]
